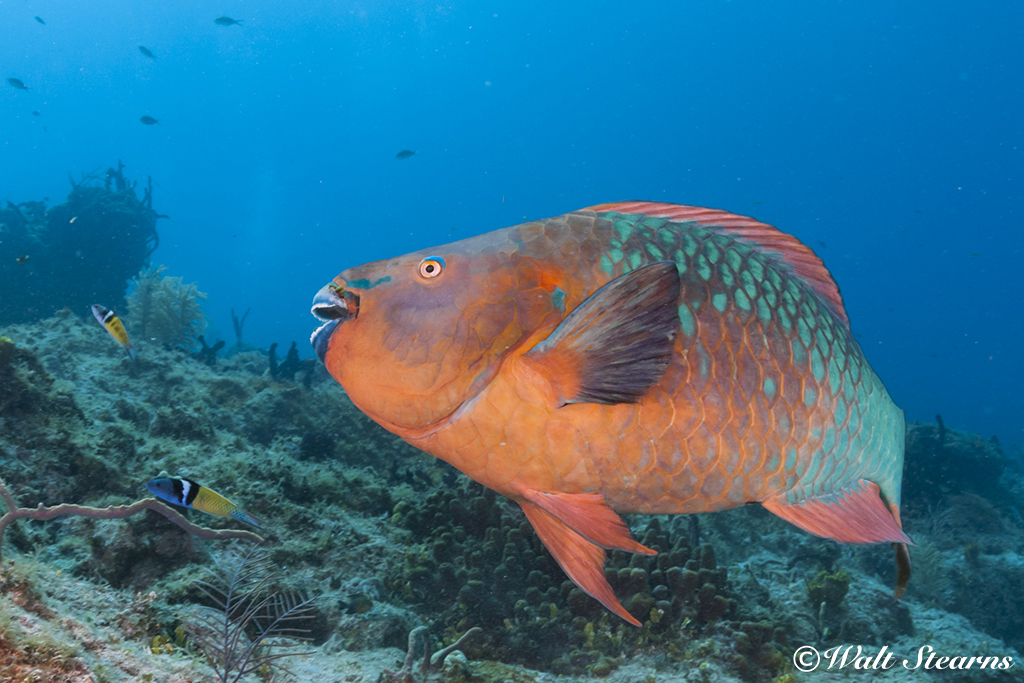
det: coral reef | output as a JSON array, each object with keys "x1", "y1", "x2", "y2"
[
  {"x1": 125, "y1": 265, "x2": 209, "y2": 351},
  {"x1": 0, "y1": 162, "x2": 162, "y2": 326},
  {"x1": 192, "y1": 335, "x2": 225, "y2": 366},
  {"x1": 230, "y1": 307, "x2": 250, "y2": 353},
  {"x1": 903, "y1": 415, "x2": 1009, "y2": 508},
  {"x1": 269, "y1": 341, "x2": 316, "y2": 384},
  {"x1": 0, "y1": 311, "x2": 1022, "y2": 683}
]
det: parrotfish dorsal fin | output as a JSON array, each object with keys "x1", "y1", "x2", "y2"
[{"x1": 586, "y1": 201, "x2": 850, "y2": 328}]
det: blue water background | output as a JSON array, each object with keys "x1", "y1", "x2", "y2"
[{"x1": 1, "y1": 1, "x2": 1021, "y2": 446}]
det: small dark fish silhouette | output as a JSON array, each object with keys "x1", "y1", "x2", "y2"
[
  {"x1": 34, "y1": 16, "x2": 45, "y2": 25},
  {"x1": 7, "y1": 78, "x2": 29, "y2": 91},
  {"x1": 16, "y1": 254, "x2": 29, "y2": 266},
  {"x1": 139, "y1": 45, "x2": 156, "y2": 59},
  {"x1": 140, "y1": 115, "x2": 159, "y2": 125},
  {"x1": 214, "y1": 16, "x2": 242, "y2": 26},
  {"x1": 32, "y1": 111, "x2": 40, "y2": 116},
  {"x1": 395, "y1": 149, "x2": 416, "y2": 160}
]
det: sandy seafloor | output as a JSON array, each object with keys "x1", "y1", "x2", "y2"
[{"x1": 1, "y1": 310, "x2": 1022, "y2": 683}]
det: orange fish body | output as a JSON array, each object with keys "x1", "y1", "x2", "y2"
[{"x1": 311, "y1": 202, "x2": 911, "y2": 625}]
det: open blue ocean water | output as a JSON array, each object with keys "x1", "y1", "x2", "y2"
[{"x1": 2, "y1": 0, "x2": 1021, "y2": 450}]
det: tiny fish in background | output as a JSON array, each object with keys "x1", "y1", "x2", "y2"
[
  {"x1": 138, "y1": 45, "x2": 157, "y2": 59},
  {"x1": 214, "y1": 16, "x2": 242, "y2": 26},
  {"x1": 34, "y1": 16, "x2": 45, "y2": 25},
  {"x1": 395, "y1": 149, "x2": 416, "y2": 160},
  {"x1": 16, "y1": 254, "x2": 29, "y2": 266},
  {"x1": 91, "y1": 304, "x2": 137, "y2": 360},
  {"x1": 32, "y1": 111, "x2": 40, "y2": 116},
  {"x1": 7, "y1": 78, "x2": 29, "y2": 91},
  {"x1": 147, "y1": 478, "x2": 264, "y2": 528},
  {"x1": 140, "y1": 115, "x2": 159, "y2": 125}
]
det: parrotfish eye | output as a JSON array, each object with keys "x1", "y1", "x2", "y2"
[{"x1": 418, "y1": 256, "x2": 445, "y2": 280}]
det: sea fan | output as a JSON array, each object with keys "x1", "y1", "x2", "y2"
[{"x1": 184, "y1": 545, "x2": 316, "y2": 683}]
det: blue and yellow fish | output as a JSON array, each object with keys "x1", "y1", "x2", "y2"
[
  {"x1": 147, "y1": 477, "x2": 264, "y2": 529},
  {"x1": 91, "y1": 304, "x2": 137, "y2": 360}
]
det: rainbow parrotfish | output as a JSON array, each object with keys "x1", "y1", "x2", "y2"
[
  {"x1": 310, "y1": 201, "x2": 911, "y2": 626},
  {"x1": 147, "y1": 477, "x2": 264, "y2": 529}
]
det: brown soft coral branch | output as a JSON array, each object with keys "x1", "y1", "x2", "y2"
[{"x1": 0, "y1": 478, "x2": 264, "y2": 556}]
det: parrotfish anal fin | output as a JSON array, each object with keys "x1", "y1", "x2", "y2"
[
  {"x1": 585, "y1": 201, "x2": 849, "y2": 328},
  {"x1": 520, "y1": 489, "x2": 656, "y2": 555},
  {"x1": 762, "y1": 479, "x2": 912, "y2": 545},
  {"x1": 522, "y1": 261, "x2": 680, "y2": 405},
  {"x1": 519, "y1": 501, "x2": 641, "y2": 627},
  {"x1": 894, "y1": 542, "x2": 911, "y2": 599}
]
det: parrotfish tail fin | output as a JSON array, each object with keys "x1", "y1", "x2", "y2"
[
  {"x1": 520, "y1": 501, "x2": 641, "y2": 627},
  {"x1": 762, "y1": 479, "x2": 912, "y2": 545},
  {"x1": 126, "y1": 344, "x2": 137, "y2": 361},
  {"x1": 520, "y1": 489, "x2": 656, "y2": 555},
  {"x1": 894, "y1": 542, "x2": 911, "y2": 599},
  {"x1": 229, "y1": 507, "x2": 265, "y2": 529}
]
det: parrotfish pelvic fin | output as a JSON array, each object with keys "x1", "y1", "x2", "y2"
[
  {"x1": 520, "y1": 489, "x2": 655, "y2": 555},
  {"x1": 762, "y1": 479, "x2": 911, "y2": 545},
  {"x1": 519, "y1": 500, "x2": 641, "y2": 627}
]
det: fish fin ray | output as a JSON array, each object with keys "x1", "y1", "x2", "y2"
[
  {"x1": 520, "y1": 489, "x2": 656, "y2": 555},
  {"x1": 585, "y1": 201, "x2": 849, "y2": 328},
  {"x1": 762, "y1": 479, "x2": 912, "y2": 544},
  {"x1": 231, "y1": 508, "x2": 265, "y2": 529},
  {"x1": 522, "y1": 261, "x2": 680, "y2": 405},
  {"x1": 519, "y1": 501, "x2": 640, "y2": 626},
  {"x1": 894, "y1": 542, "x2": 911, "y2": 599}
]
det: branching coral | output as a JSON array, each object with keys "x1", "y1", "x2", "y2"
[
  {"x1": 0, "y1": 477, "x2": 263, "y2": 557},
  {"x1": 126, "y1": 265, "x2": 209, "y2": 350}
]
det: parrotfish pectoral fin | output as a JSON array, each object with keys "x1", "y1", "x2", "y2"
[
  {"x1": 520, "y1": 489, "x2": 656, "y2": 555},
  {"x1": 762, "y1": 479, "x2": 912, "y2": 545},
  {"x1": 522, "y1": 261, "x2": 680, "y2": 406},
  {"x1": 894, "y1": 542, "x2": 911, "y2": 599},
  {"x1": 520, "y1": 500, "x2": 641, "y2": 627}
]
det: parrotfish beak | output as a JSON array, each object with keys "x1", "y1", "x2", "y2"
[{"x1": 310, "y1": 283, "x2": 359, "y2": 363}]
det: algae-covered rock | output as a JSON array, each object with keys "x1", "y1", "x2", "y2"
[{"x1": 806, "y1": 567, "x2": 850, "y2": 610}]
